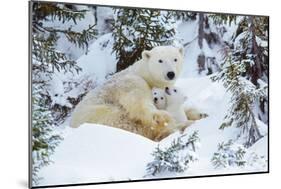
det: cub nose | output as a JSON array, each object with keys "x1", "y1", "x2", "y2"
[
  {"x1": 154, "y1": 97, "x2": 158, "y2": 102},
  {"x1": 167, "y1": 72, "x2": 175, "y2": 80}
]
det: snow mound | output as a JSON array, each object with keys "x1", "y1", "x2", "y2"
[{"x1": 38, "y1": 124, "x2": 156, "y2": 186}]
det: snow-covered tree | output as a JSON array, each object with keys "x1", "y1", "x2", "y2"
[
  {"x1": 146, "y1": 131, "x2": 200, "y2": 176},
  {"x1": 210, "y1": 14, "x2": 268, "y2": 148},
  {"x1": 211, "y1": 139, "x2": 267, "y2": 169},
  {"x1": 211, "y1": 15, "x2": 269, "y2": 123},
  {"x1": 172, "y1": 11, "x2": 197, "y2": 22},
  {"x1": 31, "y1": 1, "x2": 98, "y2": 183},
  {"x1": 112, "y1": 8, "x2": 176, "y2": 71},
  {"x1": 233, "y1": 16, "x2": 268, "y2": 123},
  {"x1": 212, "y1": 51, "x2": 267, "y2": 147},
  {"x1": 211, "y1": 140, "x2": 246, "y2": 168},
  {"x1": 32, "y1": 84, "x2": 62, "y2": 184},
  {"x1": 32, "y1": 2, "x2": 98, "y2": 120}
]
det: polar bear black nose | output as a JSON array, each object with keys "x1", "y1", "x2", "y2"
[
  {"x1": 154, "y1": 97, "x2": 158, "y2": 102},
  {"x1": 167, "y1": 72, "x2": 175, "y2": 80}
]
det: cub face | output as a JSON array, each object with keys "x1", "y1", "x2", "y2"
[
  {"x1": 152, "y1": 88, "x2": 166, "y2": 110},
  {"x1": 142, "y1": 46, "x2": 184, "y2": 87},
  {"x1": 164, "y1": 86, "x2": 187, "y2": 107}
]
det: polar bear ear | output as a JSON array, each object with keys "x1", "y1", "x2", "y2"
[
  {"x1": 142, "y1": 50, "x2": 151, "y2": 60},
  {"x1": 179, "y1": 47, "x2": 184, "y2": 56}
]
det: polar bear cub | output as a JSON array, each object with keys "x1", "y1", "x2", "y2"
[
  {"x1": 164, "y1": 86, "x2": 188, "y2": 124},
  {"x1": 152, "y1": 86, "x2": 189, "y2": 124},
  {"x1": 152, "y1": 88, "x2": 166, "y2": 110}
]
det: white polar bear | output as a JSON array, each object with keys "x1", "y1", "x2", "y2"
[{"x1": 70, "y1": 46, "x2": 185, "y2": 141}]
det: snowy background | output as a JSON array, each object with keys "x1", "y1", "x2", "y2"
[{"x1": 31, "y1": 2, "x2": 268, "y2": 187}]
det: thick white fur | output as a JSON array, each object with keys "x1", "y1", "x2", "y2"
[
  {"x1": 70, "y1": 46, "x2": 184, "y2": 141},
  {"x1": 165, "y1": 86, "x2": 188, "y2": 123}
]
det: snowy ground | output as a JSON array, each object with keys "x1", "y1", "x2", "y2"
[{"x1": 37, "y1": 76, "x2": 268, "y2": 186}]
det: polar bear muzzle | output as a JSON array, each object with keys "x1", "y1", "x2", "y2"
[{"x1": 166, "y1": 71, "x2": 175, "y2": 80}]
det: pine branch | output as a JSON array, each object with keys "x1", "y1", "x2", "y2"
[{"x1": 146, "y1": 131, "x2": 200, "y2": 176}]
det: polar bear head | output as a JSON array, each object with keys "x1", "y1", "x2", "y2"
[
  {"x1": 164, "y1": 86, "x2": 187, "y2": 108},
  {"x1": 152, "y1": 87, "x2": 166, "y2": 109},
  {"x1": 142, "y1": 46, "x2": 184, "y2": 88}
]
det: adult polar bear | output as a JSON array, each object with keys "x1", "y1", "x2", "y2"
[{"x1": 70, "y1": 46, "x2": 197, "y2": 141}]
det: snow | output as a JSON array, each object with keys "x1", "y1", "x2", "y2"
[
  {"x1": 37, "y1": 76, "x2": 268, "y2": 186},
  {"x1": 38, "y1": 124, "x2": 157, "y2": 186},
  {"x1": 176, "y1": 20, "x2": 222, "y2": 78},
  {"x1": 76, "y1": 33, "x2": 117, "y2": 84},
  {"x1": 42, "y1": 5, "x2": 98, "y2": 60},
  {"x1": 45, "y1": 33, "x2": 116, "y2": 108},
  {"x1": 96, "y1": 7, "x2": 115, "y2": 34}
]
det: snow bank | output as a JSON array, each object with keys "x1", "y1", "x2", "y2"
[{"x1": 38, "y1": 124, "x2": 156, "y2": 186}]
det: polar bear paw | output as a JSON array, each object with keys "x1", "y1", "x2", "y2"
[{"x1": 152, "y1": 110, "x2": 172, "y2": 127}]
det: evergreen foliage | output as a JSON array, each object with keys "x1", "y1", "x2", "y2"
[
  {"x1": 211, "y1": 139, "x2": 267, "y2": 169},
  {"x1": 209, "y1": 14, "x2": 237, "y2": 26},
  {"x1": 112, "y1": 8, "x2": 176, "y2": 71},
  {"x1": 212, "y1": 51, "x2": 266, "y2": 147},
  {"x1": 211, "y1": 140, "x2": 246, "y2": 168},
  {"x1": 31, "y1": 2, "x2": 98, "y2": 184},
  {"x1": 210, "y1": 15, "x2": 268, "y2": 84},
  {"x1": 32, "y1": 2, "x2": 97, "y2": 75},
  {"x1": 32, "y1": 84, "x2": 63, "y2": 184},
  {"x1": 172, "y1": 11, "x2": 197, "y2": 21},
  {"x1": 146, "y1": 131, "x2": 200, "y2": 176},
  {"x1": 210, "y1": 15, "x2": 268, "y2": 147}
]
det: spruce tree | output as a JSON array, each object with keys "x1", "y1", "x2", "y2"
[
  {"x1": 210, "y1": 15, "x2": 269, "y2": 122},
  {"x1": 112, "y1": 8, "x2": 176, "y2": 71},
  {"x1": 210, "y1": 15, "x2": 268, "y2": 147},
  {"x1": 32, "y1": 84, "x2": 62, "y2": 184},
  {"x1": 146, "y1": 131, "x2": 200, "y2": 176},
  {"x1": 233, "y1": 16, "x2": 269, "y2": 123},
  {"x1": 31, "y1": 2, "x2": 97, "y2": 184},
  {"x1": 211, "y1": 139, "x2": 267, "y2": 169},
  {"x1": 32, "y1": 2, "x2": 97, "y2": 75},
  {"x1": 212, "y1": 51, "x2": 267, "y2": 147},
  {"x1": 211, "y1": 140, "x2": 247, "y2": 168}
]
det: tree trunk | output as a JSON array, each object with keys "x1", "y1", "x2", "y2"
[
  {"x1": 198, "y1": 13, "x2": 204, "y2": 49},
  {"x1": 248, "y1": 16, "x2": 262, "y2": 85},
  {"x1": 93, "y1": 7, "x2": 98, "y2": 25}
]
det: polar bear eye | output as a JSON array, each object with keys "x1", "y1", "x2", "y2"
[
  {"x1": 161, "y1": 97, "x2": 164, "y2": 100},
  {"x1": 154, "y1": 92, "x2": 157, "y2": 95},
  {"x1": 174, "y1": 58, "x2": 177, "y2": 62},
  {"x1": 158, "y1": 59, "x2": 163, "y2": 63},
  {"x1": 174, "y1": 89, "x2": 177, "y2": 92}
]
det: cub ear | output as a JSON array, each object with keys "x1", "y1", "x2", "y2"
[
  {"x1": 179, "y1": 47, "x2": 184, "y2": 56},
  {"x1": 142, "y1": 50, "x2": 151, "y2": 60}
]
